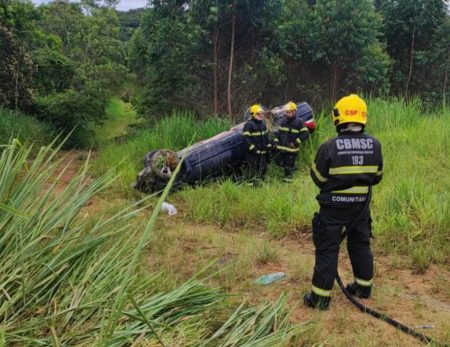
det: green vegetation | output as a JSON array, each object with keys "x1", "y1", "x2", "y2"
[
  {"x1": 131, "y1": 0, "x2": 449, "y2": 118},
  {"x1": 0, "y1": 107, "x2": 54, "y2": 148},
  {"x1": 1, "y1": 0, "x2": 129, "y2": 148},
  {"x1": 0, "y1": 139, "x2": 299, "y2": 346},
  {"x1": 175, "y1": 99, "x2": 449, "y2": 269},
  {"x1": 2, "y1": 1, "x2": 449, "y2": 147},
  {"x1": 90, "y1": 97, "x2": 142, "y2": 146},
  {"x1": 93, "y1": 113, "x2": 231, "y2": 195}
]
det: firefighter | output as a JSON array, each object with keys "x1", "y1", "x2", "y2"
[
  {"x1": 242, "y1": 104, "x2": 271, "y2": 186},
  {"x1": 274, "y1": 101, "x2": 309, "y2": 182},
  {"x1": 304, "y1": 94, "x2": 383, "y2": 310}
]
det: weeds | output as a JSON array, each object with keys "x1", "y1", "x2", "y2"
[
  {"x1": 0, "y1": 140, "x2": 298, "y2": 346},
  {"x1": 255, "y1": 241, "x2": 280, "y2": 265},
  {"x1": 0, "y1": 107, "x2": 54, "y2": 148}
]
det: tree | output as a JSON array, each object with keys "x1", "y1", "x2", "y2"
[
  {"x1": 377, "y1": 0, "x2": 448, "y2": 97},
  {"x1": 272, "y1": 0, "x2": 391, "y2": 104},
  {"x1": 187, "y1": 0, "x2": 283, "y2": 118},
  {"x1": 414, "y1": 16, "x2": 450, "y2": 108},
  {"x1": 130, "y1": 2, "x2": 203, "y2": 117},
  {"x1": 0, "y1": 21, "x2": 35, "y2": 111},
  {"x1": 310, "y1": 0, "x2": 391, "y2": 100}
]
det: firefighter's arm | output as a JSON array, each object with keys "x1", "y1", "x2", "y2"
[
  {"x1": 242, "y1": 123, "x2": 255, "y2": 152},
  {"x1": 310, "y1": 145, "x2": 330, "y2": 188},
  {"x1": 266, "y1": 133, "x2": 273, "y2": 149},
  {"x1": 296, "y1": 121, "x2": 309, "y2": 145},
  {"x1": 373, "y1": 156, "x2": 383, "y2": 185},
  {"x1": 273, "y1": 131, "x2": 280, "y2": 148}
]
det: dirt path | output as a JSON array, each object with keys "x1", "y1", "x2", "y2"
[
  {"x1": 53, "y1": 151, "x2": 90, "y2": 188},
  {"x1": 148, "y1": 218, "x2": 450, "y2": 346}
]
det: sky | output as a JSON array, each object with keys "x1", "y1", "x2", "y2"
[{"x1": 32, "y1": 0, "x2": 148, "y2": 11}]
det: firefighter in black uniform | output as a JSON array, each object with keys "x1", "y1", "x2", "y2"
[
  {"x1": 242, "y1": 104, "x2": 271, "y2": 186},
  {"x1": 274, "y1": 101, "x2": 310, "y2": 182},
  {"x1": 304, "y1": 94, "x2": 383, "y2": 310}
]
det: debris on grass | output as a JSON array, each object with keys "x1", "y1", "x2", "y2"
[{"x1": 255, "y1": 272, "x2": 287, "y2": 285}]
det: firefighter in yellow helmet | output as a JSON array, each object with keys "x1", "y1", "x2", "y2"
[
  {"x1": 242, "y1": 104, "x2": 271, "y2": 186},
  {"x1": 274, "y1": 101, "x2": 309, "y2": 182},
  {"x1": 304, "y1": 94, "x2": 383, "y2": 310}
]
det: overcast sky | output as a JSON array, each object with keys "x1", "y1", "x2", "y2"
[{"x1": 32, "y1": 0, "x2": 148, "y2": 11}]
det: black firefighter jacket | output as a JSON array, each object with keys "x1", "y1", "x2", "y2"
[
  {"x1": 243, "y1": 118, "x2": 271, "y2": 155},
  {"x1": 275, "y1": 116, "x2": 309, "y2": 153},
  {"x1": 310, "y1": 131, "x2": 383, "y2": 206}
]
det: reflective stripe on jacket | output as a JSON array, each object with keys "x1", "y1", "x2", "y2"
[
  {"x1": 310, "y1": 131, "x2": 383, "y2": 205},
  {"x1": 243, "y1": 118, "x2": 270, "y2": 155},
  {"x1": 275, "y1": 116, "x2": 309, "y2": 153}
]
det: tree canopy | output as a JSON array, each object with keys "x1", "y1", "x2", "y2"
[{"x1": 1, "y1": 0, "x2": 449, "y2": 129}]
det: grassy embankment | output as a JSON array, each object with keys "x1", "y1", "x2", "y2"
[{"x1": 95, "y1": 98, "x2": 450, "y2": 270}]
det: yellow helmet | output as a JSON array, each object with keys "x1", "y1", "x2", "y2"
[
  {"x1": 284, "y1": 101, "x2": 297, "y2": 112},
  {"x1": 332, "y1": 94, "x2": 367, "y2": 126},
  {"x1": 249, "y1": 104, "x2": 264, "y2": 117}
]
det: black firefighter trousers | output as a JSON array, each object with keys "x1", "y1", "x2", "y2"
[
  {"x1": 277, "y1": 152, "x2": 298, "y2": 177},
  {"x1": 245, "y1": 152, "x2": 267, "y2": 183},
  {"x1": 311, "y1": 203, "x2": 373, "y2": 295}
]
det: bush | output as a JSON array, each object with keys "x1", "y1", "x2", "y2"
[
  {"x1": 0, "y1": 107, "x2": 54, "y2": 147},
  {"x1": 36, "y1": 84, "x2": 109, "y2": 148}
]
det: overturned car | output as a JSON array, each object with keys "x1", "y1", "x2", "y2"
[{"x1": 133, "y1": 102, "x2": 315, "y2": 193}]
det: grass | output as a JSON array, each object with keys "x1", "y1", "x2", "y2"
[
  {"x1": 173, "y1": 98, "x2": 450, "y2": 268},
  {"x1": 92, "y1": 112, "x2": 231, "y2": 196},
  {"x1": 0, "y1": 139, "x2": 298, "y2": 346},
  {"x1": 91, "y1": 98, "x2": 450, "y2": 267},
  {"x1": 90, "y1": 98, "x2": 143, "y2": 147},
  {"x1": 0, "y1": 107, "x2": 55, "y2": 148}
]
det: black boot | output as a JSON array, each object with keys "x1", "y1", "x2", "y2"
[
  {"x1": 345, "y1": 282, "x2": 371, "y2": 299},
  {"x1": 303, "y1": 292, "x2": 331, "y2": 310}
]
